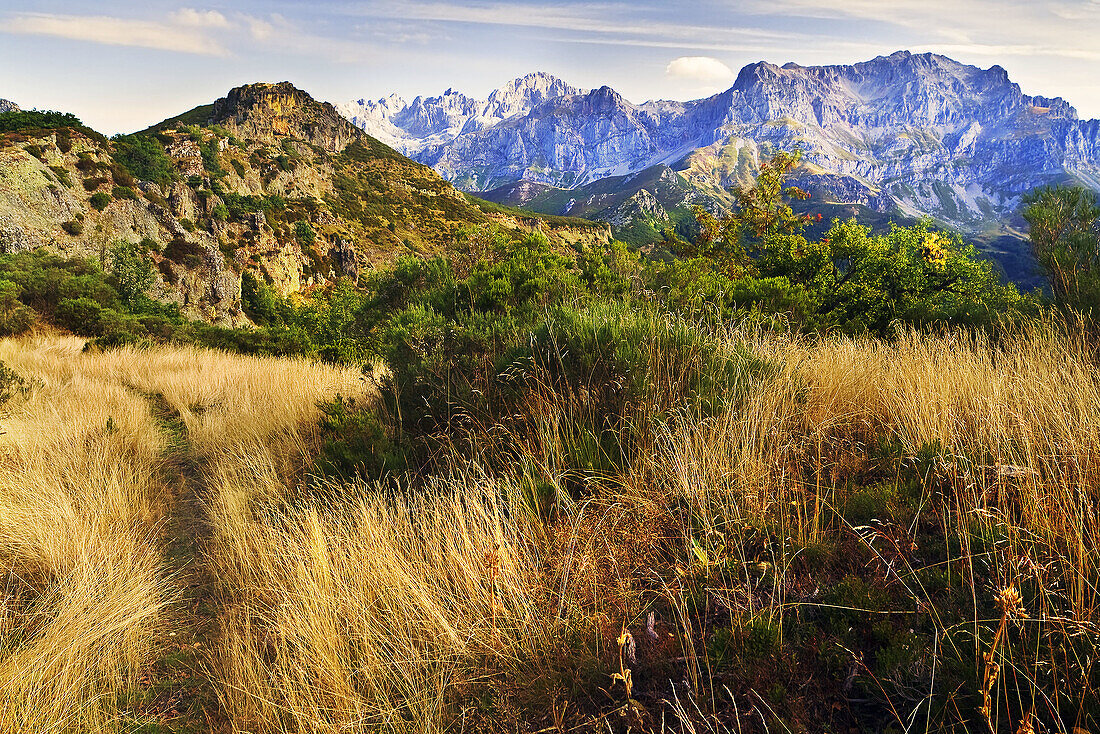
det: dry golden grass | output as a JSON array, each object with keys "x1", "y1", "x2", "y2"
[
  {"x1": 0, "y1": 336, "x2": 363, "y2": 733},
  {"x1": 1, "y1": 321, "x2": 1097, "y2": 732}
]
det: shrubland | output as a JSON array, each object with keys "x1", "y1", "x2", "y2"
[{"x1": 0, "y1": 152, "x2": 1097, "y2": 733}]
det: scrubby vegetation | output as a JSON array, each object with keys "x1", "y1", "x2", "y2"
[{"x1": 1, "y1": 152, "x2": 1098, "y2": 733}]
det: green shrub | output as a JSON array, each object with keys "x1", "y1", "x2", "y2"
[
  {"x1": 111, "y1": 186, "x2": 138, "y2": 200},
  {"x1": 54, "y1": 296, "x2": 105, "y2": 335},
  {"x1": 313, "y1": 395, "x2": 406, "y2": 480},
  {"x1": 109, "y1": 163, "x2": 135, "y2": 188},
  {"x1": 108, "y1": 242, "x2": 156, "y2": 305},
  {"x1": 49, "y1": 166, "x2": 72, "y2": 187},
  {"x1": 164, "y1": 237, "x2": 205, "y2": 266},
  {"x1": 23, "y1": 144, "x2": 45, "y2": 161},
  {"x1": 110, "y1": 133, "x2": 177, "y2": 187},
  {"x1": 82, "y1": 176, "x2": 108, "y2": 191},
  {"x1": 0, "y1": 360, "x2": 27, "y2": 405},
  {"x1": 61, "y1": 220, "x2": 83, "y2": 236},
  {"x1": 89, "y1": 192, "x2": 110, "y2": 211},
  {"x1": 0, "y1": 280, "x2": 33, "y2": 336},
  {"x1": 294, "y1": 220, "x2": 316, "y2": 246},
  {"x1": 0, "y1": 110, "x2": 84, "y2": 134}
]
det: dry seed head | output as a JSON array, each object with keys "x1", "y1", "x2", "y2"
[{"x1": 996, "y1": 585, "x2": 1027, "y2": 620}]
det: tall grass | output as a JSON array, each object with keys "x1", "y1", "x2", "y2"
[
  {"x1": 1, "y1": 318, "x2": 1097, "y2": 732},
  {"x1": 0, "y1": 336, "x2": 168, "y2": 732},
  {"x1": 203, "y1": 314, "x2": 1100, "y2": 732}
]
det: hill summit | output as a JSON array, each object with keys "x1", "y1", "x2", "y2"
[{"x1": 0, "y1": 81, "x2": 607, "y2": 324}]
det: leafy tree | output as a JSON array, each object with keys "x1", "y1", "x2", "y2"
[
  {"x1": 689, "y1": 149, "x2": 812, "y2": 273},
  {"x1": 688, "y1": 150, "x2": 1025, "y2": 334},
  {"x1": 1021, "y1": 185, "x2": 1100, "y2": 311},
  {"x1": 108, "y1": 241, "x2": 156, "y2": 306}
]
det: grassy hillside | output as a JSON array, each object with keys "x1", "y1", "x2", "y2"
[{"x1": 0, "y1": 316, "x2": 1096, "y2": 732}]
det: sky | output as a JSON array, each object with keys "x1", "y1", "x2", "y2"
[{"x1": 3, "y1": 0, "x2": 1100, "y2": 134}]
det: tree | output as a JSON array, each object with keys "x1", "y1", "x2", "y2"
[
  {"x1": 108, "y1": 241, "x2": 156, "y2": 306},
  {"x1": 688, "y1": 150, "x2": 1025, "y2": 334},
  {"x1": 688, "y1": 149, "x2": 813, "y2": 273},
  {"x1": 1021, "y1": 185, "x2": 1100, "y2": 311}
]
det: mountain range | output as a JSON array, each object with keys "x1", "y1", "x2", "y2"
[{"x1": 339, "y1": 51, "x2": 1100, "y2": 282}]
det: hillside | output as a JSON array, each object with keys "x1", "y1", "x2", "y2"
[{"x1": 0, "y1": 83, "x2": 609, "y2": 324}]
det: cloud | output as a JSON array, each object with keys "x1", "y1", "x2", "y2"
[
  {"x1": 665, "y1": 56, "x2": 735, "y2": 83},
  {"x1": 171, "y1": 8, "x2": 231, "y2": 29},
  {"x1": 3, "y1": 11, "x2": 229, "y2": 55}
]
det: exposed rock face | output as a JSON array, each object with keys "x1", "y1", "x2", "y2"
[
  {"x1": 210, "y1": 82, "x2": 361, "y2": 153},
  {"x1": 343, "y1": 52, "x2": 1100, "y2": 240},
  {"x1": 0, "y1": 99, "x2": 19, "y2": 114},
  {"x1": 0, "y1": 82, "x2": 611, "y2": 325},
  {"x1": 336, "y1": 72, "x2": 581, "y2": 156}
]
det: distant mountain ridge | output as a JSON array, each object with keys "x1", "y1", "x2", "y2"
[
  {"x1": 336, "y1": 72, "x2": 581, "y2": 155},
  {"x1": 340, "y1": 51, "x2": 1100, "y2": 281},
  {"x1": 0, "y1": 99, "x2": 19, "y2": 114}
]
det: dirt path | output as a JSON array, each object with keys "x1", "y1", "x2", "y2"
[{"x1": 127, "y1": 394, "x2": 226, "y2": 733}]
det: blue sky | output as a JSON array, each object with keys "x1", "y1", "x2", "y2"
[{"x1": 3, "y1": 0, "x2": 1100, "y2": 134}]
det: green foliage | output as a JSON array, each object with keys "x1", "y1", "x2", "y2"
[
  {"x1": 0, "y1": 360, "x2": 26, "y2": 405},
  {"x1": 685, "y1": 152, "x2": 1029, "y2": 334},
  {"x1": 111, "y1": 185, "x2": 138, "y2": 200},
  {"x1": 110, "y1": 134, "x2": 177, "y2": 188},
  {"x1": 314, "y1": 395, "x2": 406, "y2": 480},
  {"x1": 61, "y1": 220, "x2": 83, "y2": 236},
  {"x1": 294, "y1": 220, "x2": 316, "y2": 246},
  {"x1": 49, "y1": 166, "x2": 72, "y2": 187},
  {"x1": 0, "y1": 279, "x2": 34, "y2": 336},
  {"x1": 89, "y1": 192, "x2": 110, "y2": 211},
  {"x1": 0, "y1": 110, "x2": 85, "y2": 134},
  {"x1": 108, "y1": 242, "x2": 156, "y2": 306},
  {"x1": 1022, "y1": 185, "x2": 1100, "y2": 311}
]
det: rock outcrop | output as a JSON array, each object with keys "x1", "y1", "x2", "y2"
[
  {"x1": 0, "y1": 99, "x2": 19, "y2": 114},
  {"x1": 209, "y1": 82, "x2": 362, "y2": 153}
]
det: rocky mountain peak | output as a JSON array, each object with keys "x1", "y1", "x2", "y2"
[
  {"x1": 483, "y1": 72, "x2": 580, "y2": 119},
  {"x1": 210, "y1": 81, "x2": 361, "y2": 152},
  {"x1": 0, "y1": 99, "x2": 19, "y2": 114}
]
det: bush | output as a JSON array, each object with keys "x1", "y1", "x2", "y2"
[
  {"x1": 111, "y1": 186, "x2": 138, "y2": 200},
  {"x1": 0, "y1": 110, "x2": 84, "y2": 133},
  {"x1": 110, "y1": 133, "x2": 177, "y2": 187},
  {"x1": 314, "y1": 395, "x2": 406, "y2": 480},
  {"x1": 89, "y1": 192, "x2": 110, "y2": 211},
  {"x1": 0, "y1": 279, "x2": 33, "y2": 336},
  {"x1": 164, "y1": 237, "x2": 205, "y2": 266},
  {"x1": 294, "y1": 220, "x2": 316, "y2": 246},
  {"x1": 61, "y1": 220, "x2": 83, "y2": 236},
  {"x1": 108, "y1": 242, "x2": 156, "y2": 305},
  {"x1": 55, "y1": 296, "x2": 105, "y2": 335},
  {"x1": 0, "y1": 360, "x2": 27, "y2": 405}
]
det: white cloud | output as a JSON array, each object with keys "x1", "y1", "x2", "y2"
[
  {"x1": 3, "y1": 12, "x2": 229, "y2": 55},
  {"x1": 666, "y1": 56, "x2": 735, "y2": 84},
  {"x1": 171, "y1": 8, "x2": 231, "y2": 29}
]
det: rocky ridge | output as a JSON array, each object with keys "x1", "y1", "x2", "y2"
[
  {"x1": 0, "y1": 82, "x2": 608, "y2": 324},
  {"x1": 0, "y1": 99, "x2": 19, "y2": 114},
  {"x1": 336, "y1": 72, "x2": 581, "y2": 156}
]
